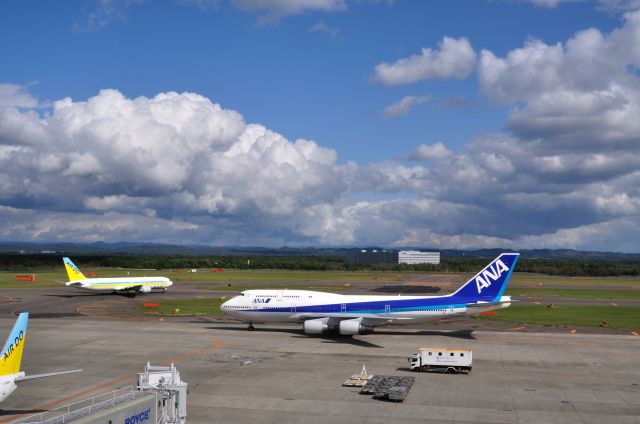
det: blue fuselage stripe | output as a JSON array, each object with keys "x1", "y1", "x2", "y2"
[{"x1": 246, "y1": 297, "x2": 474, "y2": 314}]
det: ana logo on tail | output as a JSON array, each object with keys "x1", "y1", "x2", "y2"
[{"x1": 475, "y1": 258, "x2": 509, "y2": 294}]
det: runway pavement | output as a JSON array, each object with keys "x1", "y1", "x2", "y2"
[{"x1": 0, "y1": 316, "x2": 638, "y2": 424}]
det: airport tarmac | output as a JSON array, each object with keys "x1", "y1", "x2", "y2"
[{"x1": 0, "y1": 314, "x2": 639, "y2": 424}]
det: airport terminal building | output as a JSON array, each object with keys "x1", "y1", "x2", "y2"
[
  {"x1": 398, "y1": 250, "x2": 440, "y2": 265},
  {"x1": 347, "y1": 250, "x2": 440, "y2": 265}
]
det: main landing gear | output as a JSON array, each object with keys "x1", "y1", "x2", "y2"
[{"x1": 247, "y1": 322, "x2": 255, "y2": 331}]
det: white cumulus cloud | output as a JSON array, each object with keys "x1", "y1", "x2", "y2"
[
  {"x1": 231, "y1": 0, "x2": 347, "y2": 24},
  {"x1": 479, "y1": 10, "x2": 640, "y2": 153},
  {"x1": 373, "y1": 37, "x2": 477, "y2": 86},
  {"x1": 382, "y1": 95, "x2": 429, "y2": 118},
  {"x1": 407, "y1": 143, "x2": 452, "y2": 161},
  {"x1": 0, "y1": 84, "x2": 39, "y2": 109}
]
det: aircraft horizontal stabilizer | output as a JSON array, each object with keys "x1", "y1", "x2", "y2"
[
  {"x1": 465, "y1": 300, "x2": 515, "y2": 313},
  {"x1": 15, "y1": 369, "x2": 82, "y2": 382},
  {"x1": 466, "y1": 300, "x2": 513, "y2": 307}
]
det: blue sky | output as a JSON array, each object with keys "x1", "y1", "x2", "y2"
[
  {"x1": 1, "y1": 0, "x2": 617, "y2": 161},
  {"x1": 1, "y1": 0, "x2": 639, "y2": 251}
]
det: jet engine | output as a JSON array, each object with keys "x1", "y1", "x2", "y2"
[
  {"x1": 303, "y1": 318, "x2": 329, "y2": 334},
  {"x1": 141, "y1": 286, "x2": 152, "y2": 293},
  {"x1": 339, "y1": 319, "x2": 374, "y2": 335}
]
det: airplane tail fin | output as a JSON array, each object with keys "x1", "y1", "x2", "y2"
[
  {"x1": 451, "y1": 253, "x2": 519, "y2": 302},
  {"x1": 0, "y1": 313, "x2": 28, "y2": 376},
  {"x1": 63, "y1": 257, "x2": 86, "y2": 282}
]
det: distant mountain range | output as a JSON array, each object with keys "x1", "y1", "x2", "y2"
[{"x1": 0, "y1": 241, "x2": 639, "y2": 260}]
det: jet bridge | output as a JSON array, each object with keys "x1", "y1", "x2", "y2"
[{"x1": 10, "y1": 363, "x2": 187, "y2": 424}]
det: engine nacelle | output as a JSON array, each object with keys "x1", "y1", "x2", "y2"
[
  {"x1": 339, "y1": 319, "x2": 374, "y2": 335},
  {"x1": 141, "y1": 286, "x2": 152, "y2": 293},
  {"x1": 303, "y1": 319, "x2": 329, "y2": 334}
]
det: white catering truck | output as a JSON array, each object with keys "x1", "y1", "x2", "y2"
[{"x1": 408, "y1": 347, "x2": 472, "y2": 373}]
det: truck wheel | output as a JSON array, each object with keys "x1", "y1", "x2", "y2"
[{"x1": 446, "y1": 367, "x2": 455, "y2": 374}]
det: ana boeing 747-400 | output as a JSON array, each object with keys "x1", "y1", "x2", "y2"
[
  {"x1": 62, "y1": 257, "x2": 173, "y2": 296},
  {"x1": 221, "y1": 253, "x2": 519, "y2": 334}
]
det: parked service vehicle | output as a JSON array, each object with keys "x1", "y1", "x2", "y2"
[{"x1": 409, "y1": 347, "x2": 472, "y2": 373}]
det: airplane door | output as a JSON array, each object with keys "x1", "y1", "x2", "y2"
[
  {"x1": 277, "y1": 291, "x2": 283, "y2": 302},
  {"x1": 341, "y1": 304, "x2": 346, "y2": 313},
  {"x1": 290, "y1": 303, "x2": 296, "y2": 313},
  {"x1": 385, "y1": 304, "x2": 391, "y2": 313}
]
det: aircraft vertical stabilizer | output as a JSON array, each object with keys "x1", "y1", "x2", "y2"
[
  {"x1": 451, "y1": 253, "x2": 519, "y2": 302},
  {"x1": 63, "y1": 257, "x2": 86, "y2": 282},
  {"x1": 0, "y1": 312, "x2": 28, "y2": 376}
]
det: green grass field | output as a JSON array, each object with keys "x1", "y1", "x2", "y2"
[
  {"x1": 509, "y1": 273, "x2": 640, "y2": 288},
  {"x1": 506, "y1": 288, "x2": 640, "y2": 299},
  {"x1": 483, "y1": 305, "x2": 640, "y2": 329},
  {"x1": 0, "y1": 268, "x2": 422, "y2": 288},
  {"x1": 168, "y1": 269, "x2": 418, "y2": 283},
  {"x1": 197, "y1": 284, "x2": 351, "y2": 292},
  {"x1": 140, "y1": 297, "x2": 226, "y2": 316}
]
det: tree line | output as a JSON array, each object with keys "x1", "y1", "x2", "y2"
[{"x1": 1, "y1": 254, "x2": 639, "y2": 276}]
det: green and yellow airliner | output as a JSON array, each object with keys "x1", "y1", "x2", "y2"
[{"x1": 63, "y1": 257, "x2": 173, "y2": 295}]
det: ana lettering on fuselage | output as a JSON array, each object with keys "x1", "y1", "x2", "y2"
[{"x1": 253, "y1": 298, "x2": 272, "y2": 304}]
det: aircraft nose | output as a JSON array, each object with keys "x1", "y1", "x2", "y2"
[{"x1": 220, "y1": 299, "x2": 230, "y2": 311}]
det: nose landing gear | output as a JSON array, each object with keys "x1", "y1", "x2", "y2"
[{"x1": 247, "y1": 322, "x2": 255, "y2": 331}]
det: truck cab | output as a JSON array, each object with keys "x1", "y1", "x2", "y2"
[{"x1": 409, "y1": 353, "x2": 421, "y2": 370}]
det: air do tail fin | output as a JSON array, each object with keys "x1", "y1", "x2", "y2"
[
  {"x1": 0, "y1": 313, "x2": 28, "y2": 376},
  {"x1": 63, "y1": 257, "x2": 86, "y2": 282},
  {"x1": 451, "y1": 253, "x2": 519, "y2": 302}
]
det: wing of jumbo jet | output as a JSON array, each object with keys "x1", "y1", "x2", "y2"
[
  {"x1": 360, "y1": 316, "x2": 414, "y2": 326},
  {"x1": 116, "y1": 285, "x2": 143, "y2": 292},
  {"x1": 296, "y1": 313, "x2": 413, "y2": 324}
]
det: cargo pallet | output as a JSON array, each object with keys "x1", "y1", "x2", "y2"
[{"x1": 360, "y1": 375, "x2": 415, "y2": 402}]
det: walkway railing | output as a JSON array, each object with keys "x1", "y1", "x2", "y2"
[{"x1": 10, "y1": 386, "x2": 143, "y2": 424}]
